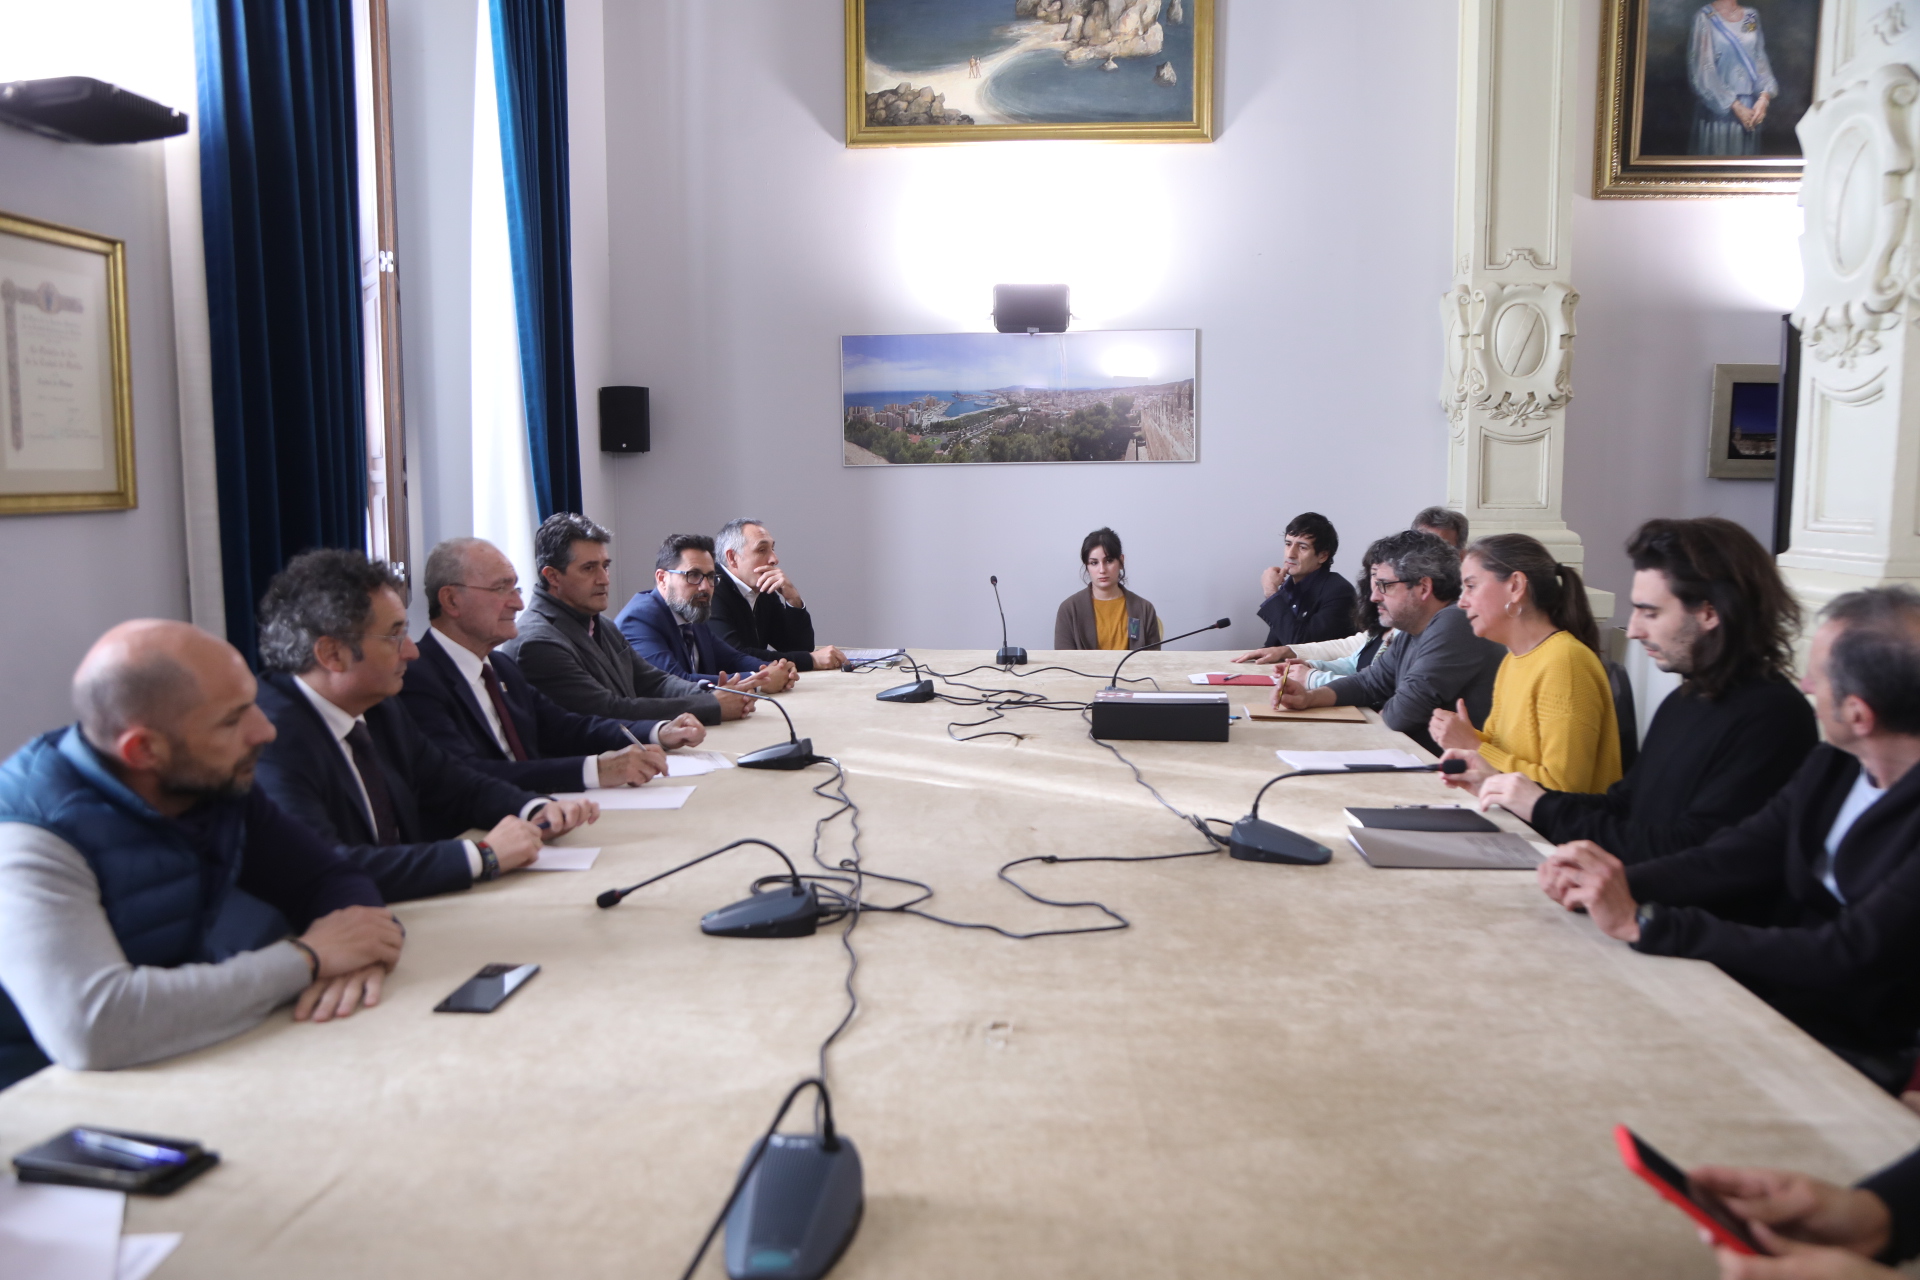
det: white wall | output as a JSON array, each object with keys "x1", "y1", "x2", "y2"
[
  {"x1": 0, "y1": 127, "x2": 190, "y2": 753},
  {"x1": 1562, "y1": 0, "x2": 1800, "y2": 613},
  {"x1": 594, "y1": 2, "x2": 1461, "y2": 654}
]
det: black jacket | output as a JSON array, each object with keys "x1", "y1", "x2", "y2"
[
  {"x1": 1530, "y1": 676, "x2": 1817, "y2": 863},
  {"x1": 1257, "y1": 566, "x2": 1357, "y2": 649},
  {"x1": 398, "y1": 630, "x2": 662, "y2": 794},
  {"x1": 710, "y1": 571, "x2": 819, "y2": 671},
  {"x1": 1863, "y1": 1147, "x2": 1920, "y2": 1264},
  {"x1": 500, "y1": 587, "x2": 722, "y2": 725},
  {"x1": 1628, "y1": 745, "x2": 1920, "y2": 1054},
  {"x1": 255, "y1": 672, "x2": 541, "y2": 902}
]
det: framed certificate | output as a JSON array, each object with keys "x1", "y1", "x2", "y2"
[{"x1": 0, "y1": 210, "x2": 135, "y2": 515}]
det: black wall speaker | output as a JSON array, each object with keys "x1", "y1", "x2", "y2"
[
  {"x1": 600, "y1": 386, "x2": 649, "y2": 454},
  {"x1": 0, "y1": 78, "x2": 187, "y2": 145},
  {"x1": 993, "y1": 284, "x2": 1070, "y2": 334}
]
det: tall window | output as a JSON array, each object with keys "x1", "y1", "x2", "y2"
[
  {"x1": 351, "y1": 0, "x2": 409, "y2": 575},
  {"x1": 469, "y1": 0, "x2": 539, "y2": 583}
]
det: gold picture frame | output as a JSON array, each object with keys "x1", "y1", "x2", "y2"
[
  {"x1": 845, "y1": 0, "x2": 1214, "y2": 147},
  {"x1": 0, "y1": 210, "x2": 135, "y2": 514},
  {"x1": 1595, "y1": 0, "x2": 1820, "y2": 198}
]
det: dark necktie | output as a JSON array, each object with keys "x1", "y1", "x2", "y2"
[
  {"x1": 479, "y1": 660, "x2": 532, "y2": 762},
  {"x1": 343, "y1": 722, "x2": 403, "y2": 844},
  {"x1": 681, "y1": 624, "x2": 700, "y2": 671}
]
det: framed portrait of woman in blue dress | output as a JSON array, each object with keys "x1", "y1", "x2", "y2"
[{"x1": 1596, "y1": 0, "x2": 1822, "y2": 196}]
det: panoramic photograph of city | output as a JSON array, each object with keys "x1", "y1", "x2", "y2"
[{"x1": 841, "y1": 329, "x2": 1198, "y2": 466}]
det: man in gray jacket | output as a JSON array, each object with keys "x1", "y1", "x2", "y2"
[
  {"x1": 501, "y1": 513, "x2": 752, "y2": 725},
  {"x1": 1272, "y1": 529, "x2": 1503, "y2": 753}
]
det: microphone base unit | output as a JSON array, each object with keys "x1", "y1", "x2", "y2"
[
  {"x1": 737, "y1": 738, "x2": 820, "y2": 771},
  {"x1": 702, "y1": 884, "x2": 823, "y2": 938},
  {"x1": 1088, "y1": 689, "x2": 1230, "y2": 743},
  {"x1": 994, "y1": 646, "x2": 1028, "y2": 666},
  {"x1": 1227, "y1": 816, "x2": 1333, "y2": 866},
  {"x1": 725, "y1": 1131, "x2": 864, "y2": 1280},
  {"x1": 876, "y1": 679, "x2": 935, "y2": 703}
]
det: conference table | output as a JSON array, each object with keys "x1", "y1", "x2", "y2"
[{"x1": 3, "y1": 650, "x2": 1916, "y2": 1278}]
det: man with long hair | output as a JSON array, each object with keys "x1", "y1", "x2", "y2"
[{"x1": 1479, "y1": 517, "x2": 1817, "y2": 862}]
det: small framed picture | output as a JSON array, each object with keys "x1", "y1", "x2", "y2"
[
  {"x1": 1708, "y1": 362, "x2": 1780, "y2": 480},
  {"x1": 0, "y1": 210, "x2": 135, "y2": 516}
]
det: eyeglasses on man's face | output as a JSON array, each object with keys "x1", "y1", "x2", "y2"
[
  {"x1": 664, "y1": 569, "x2": 718, "y2": 588},
  {"x1": 455, "y1": 580, "x2": 521, "y2": 598},
  {"x1": 1370, "y1": 577, "x2": 1410, "y2": 595}
]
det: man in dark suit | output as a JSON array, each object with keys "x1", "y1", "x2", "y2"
[
  {"x1": 1233, "y1": 511, "x2": 1360, "y2": 663},
  {"x1": 502, "y1": 513, "x2": 757, "y2": 725},
  {"x1": 254, "y1": 550, "x2": 599, "y2": 903},
  {"x1": 402, "y1": 537, "x2": 710, "y2": 793},
  {"x1": 616, "y1": 534, "x2": 800, "y2": 688},
  {"x1": 711, "y1": 518, "x2": 846, "y2": 672},
  {"x1": 1541, "y1": 585, "x2": 1920, "y2": 1093}
]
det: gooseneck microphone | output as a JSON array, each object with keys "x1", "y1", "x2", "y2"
[
  {"x1": 597, "y1": 837, "x2": 823, "y2": 937},
  {"x1": 990, "y1": 575, "x2": 1027, "y2": 666},
  {"x1": 1229, "y1": 760, "x2": 1469, "y2": 865},
  {"x1": 701, "y1": 680, "x2": 819, "y2": 770},
  {"x1": 1107, "y1": 617, "x2": 1230, "y2": 687}
]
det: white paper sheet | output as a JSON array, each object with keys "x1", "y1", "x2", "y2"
[
  {"x1": 841, "y1": 648, "x2": 904, "y2": 664},
  {"x1": 525, "y1": 846, "x2": 600, "y2": 871},
  {"x1": 116, "y1": 1234, "x2": 181, "y2": 1280},
  {"x1": 1188, "y1": 673, "x2": 1277, "y2": 685},
  {"x1": 0, "y1": 1176, "x2": 124, "y2": 1280},
  {"x1": 555, "y1": 786, "x2": 695, "y2": 811},
  {"x1": 1275, "y1": 749, "x2": 1426, "y2": 771},
  {"x1": 665, "y1": 750, "x2": 735, "y2": 777}
]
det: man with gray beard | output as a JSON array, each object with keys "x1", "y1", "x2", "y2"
[{"x1": 615, "y1": 534, "x2": 799, "y2": 691}]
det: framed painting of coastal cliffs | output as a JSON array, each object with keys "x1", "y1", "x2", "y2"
[
  {"x1": 842, "y1": 331, "x2": 1198, "y2": 466},
  {"x1": 846, "y1": 0, "x2": 1215, "y2": 146},
  {"x1": 1595, "y1": 0, "x2": 1820, "y2": 197}
]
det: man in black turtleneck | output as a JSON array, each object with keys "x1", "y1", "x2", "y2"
[{"x1": 1477, "y1": 517, "x2": 1816, "y2": 863}]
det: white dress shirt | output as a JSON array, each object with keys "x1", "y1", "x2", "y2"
[
  {"x1": 1818, "y1": 768, "x2": 1887, "y2": 905},
  {"x1": 293, "y1": 673, "x2": 497, "y2": 879}
]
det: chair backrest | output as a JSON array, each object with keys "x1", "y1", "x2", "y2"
[{"x1": 1604, "y1": 658, "x2": 1639, "y2": 773}]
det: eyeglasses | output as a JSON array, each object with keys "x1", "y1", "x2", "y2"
[
  {"x1": 664, "y1": 569, "x2": 718, "y2": 587},
  {"x1": 361, "y1": 630, "x2": 410, "y2": 647},
  {"x1": 1370, "y1": 578, "x2": 1410, "y2": 593},
  {"x1": 454, "y1": 581, "x2": 520, "y2": 597}
]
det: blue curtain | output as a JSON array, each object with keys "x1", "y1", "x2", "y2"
[
  {"x1": 491, "y1": 0, "x2": 584, "y2": 519},
  {"x1": 195, "y1": 0, "x2": 367, "y2": 665}
]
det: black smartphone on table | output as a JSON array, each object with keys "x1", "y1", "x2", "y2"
[
  {"x1": 434, "y1": 962, "x2": 539, "y2": 1013},
  {"x1": 13, "y1": 1126, "x2": 218, "y2": 1195}
]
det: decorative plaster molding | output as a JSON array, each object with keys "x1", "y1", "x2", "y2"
[
  {"x1": 1795, "y1": 63, "x2": 1920, "y2": 368},
  {"x1": 1873, "y1": 4, "x2": 1909, "y2": 44},
  {"x1": 1439, "y1": 280, "x2": 1577, "y2": 424}
]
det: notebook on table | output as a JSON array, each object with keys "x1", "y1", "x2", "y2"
[
  {"x1": 1347, "y1": 827, "x2": 1544, "y2": 869},
  {"x1": 1344, "y1": 806, "x2": 1501, "y2": 833}
]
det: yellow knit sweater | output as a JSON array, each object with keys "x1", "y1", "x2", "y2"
[{"x1": 1475, "y1": 630, "x2": 1623, "y2": 793}]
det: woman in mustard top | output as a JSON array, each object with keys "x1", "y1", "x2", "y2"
[
  {"x1": 1053, "y1": 528, "x2": 1163, "y2": 651},
  {"x1": 1430, "y1": 533, "x2": 1623, "y2": 795}
]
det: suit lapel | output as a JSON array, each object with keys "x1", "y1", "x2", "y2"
[
  {"x1": 267, "y1": 673, "x2": 377, "y2": 845},
  {"x1": 421, "y1": 632, "x2": 504, "y2": 759}
]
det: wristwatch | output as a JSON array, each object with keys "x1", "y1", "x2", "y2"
[
  {"x1": 476, "y1": 840, "x2": 501, "y2": 882},
  {"x1": 1633, "y1": 901, "x2": 1660, "y2": 935}
]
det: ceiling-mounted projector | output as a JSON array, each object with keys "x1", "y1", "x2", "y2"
[{"x1": 0, "y1": 78, "x2": 188, "y2": 145}]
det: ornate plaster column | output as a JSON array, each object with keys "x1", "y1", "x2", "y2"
[
  {"x1": 1441, "y1": 0, "x2": 1611, "y2": 614},
  {"x1": 1780, "y1": 7, "x2": 1920, "y2": 615}
]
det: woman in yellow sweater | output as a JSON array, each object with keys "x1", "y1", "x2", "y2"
[
  {"x1": 1430, "y1": 533, "x2": 1622, "y2": 795},
  {"x1": 1053, "y1": 527, "x2": 1164, "y2": 650}
]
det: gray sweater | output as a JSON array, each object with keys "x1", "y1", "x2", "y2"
[
  {"x1": 0, "y1": 823, "x2": 312, "y2": 1073},
  {"x1": 1325, "y1": 604, "x2": 1504, "y2": 752}
]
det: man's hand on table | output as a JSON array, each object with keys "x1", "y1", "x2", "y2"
[
  {"x1": 1537, "y1": 840, "x2": 1640, "y2": 940},
  {"x1": 658, "y1": 712, "x2": 707, "y2": 749},
  {"x1": 1233, "y1": 645, "x2": 1293, "y2": 665},
  {"x1": 1476, "y1": 772, "x2": 1546, "y2": 822},
  {"x1": 1690, "y1": 1164, "x2": 1895, "y2": 1279},
  {"x1": 532, "y1": 796, "x2": 598, "y2": 837},
  {"x1": 596, "y1": 743, "x2": 666, "y2": 786},
  {"x1": 292, "y1": 905, "x2": 405, "y2": 1023},
  {"x1": 1271, "y1": 664, "x2": 1333, "y2": 711}
]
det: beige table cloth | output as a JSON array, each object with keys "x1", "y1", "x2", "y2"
[{"x1": 1, "y1": 650, "x2": 1913, "y2": 1278}]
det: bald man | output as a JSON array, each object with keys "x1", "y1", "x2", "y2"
[{"x1": 0, "y1": 621, "x2": 404, "y2": 1091}]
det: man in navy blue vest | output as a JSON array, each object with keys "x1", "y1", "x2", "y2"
[
  {"x1": 615, "y1": 534, "x2": 800, "y2": 689},
  {"x1": 402, "y1": 537, "x2": 707, "y2": 792},
  {"x1": 254, "y1": 550, "x2": 600, "y2": 903},
  {"x1": 0, "y1": 621, "x2": 405, "y2": 1091}
]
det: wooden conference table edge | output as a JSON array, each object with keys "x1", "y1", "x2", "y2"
[{"x1": 0, "y1": 648, "x2": 1914, "y2": 1279}]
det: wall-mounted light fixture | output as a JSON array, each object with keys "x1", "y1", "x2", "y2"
[{"x1": 992, "y1": 284, "x2": 1070, "y2": 334}]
